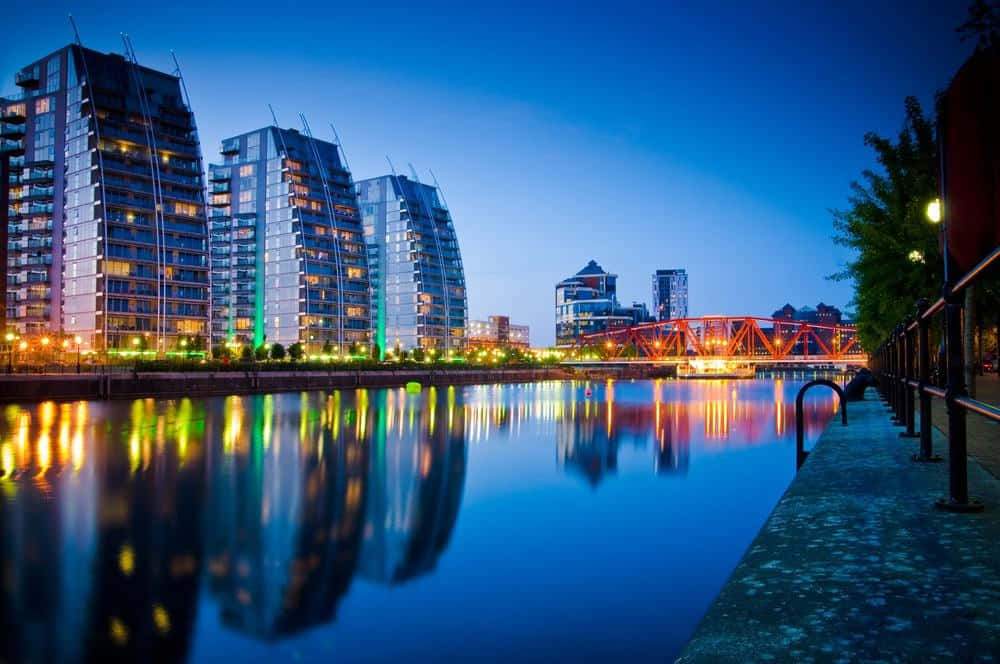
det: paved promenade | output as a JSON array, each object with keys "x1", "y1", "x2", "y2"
[
  {"x1": 930, "y1": 374, "x2": 1000, "y2": 478},
  {"x1": 677, "y1": 391, "x2": 1000, "y2": 662}
]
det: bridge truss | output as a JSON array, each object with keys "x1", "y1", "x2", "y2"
[{"x1": 569, "y1": 316, "x2": 865, "y2": 364}]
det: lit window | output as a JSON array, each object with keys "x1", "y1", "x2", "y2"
[{"x1": 105, "y1": 260, "x2": 130, "y2": 276}]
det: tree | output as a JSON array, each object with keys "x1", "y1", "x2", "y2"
[
  {"x1": 255, "y1": 344, "x2": 269, "y2": 361},
  {"x1": 830, "y1": 97, "x2": 942, "y2": 350},
  {"x1": 288, "y1": 342, "x2": 304, "y2": 361},
  {"x1": 957, "y1": 0, "x2": 999, "y2": 49},
  {"x1": 270, "y1": 343, "x2": 286, "y2": 361},
  {"x1": 240, "y1": 345, "x2": 253, "y2": 362},
  {"x1": 322, "y1": 340, "x2": 333, "y2": 355}
]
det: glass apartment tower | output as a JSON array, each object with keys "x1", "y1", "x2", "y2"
[
  {"x1": 208, "y1": 127, "x2": 369, "y2": 353},
  {"x1": 356, "y1": 174, "x2": 467, "y2": 356},
  {"x1": 0, "y1": 45, "x2": 210, "y2": 350},
  {"x1": 555, "y1": 260, "x2": 633, "y2": 346},
  {"x1": 652, "y1": 268, "x2": 688, "y2": 320}
]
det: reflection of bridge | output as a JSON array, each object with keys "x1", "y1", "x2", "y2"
[{"x1": 565, "y1": 316, "x2": 866, "y2": 366}]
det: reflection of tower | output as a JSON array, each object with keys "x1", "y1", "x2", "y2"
[
  {"x1": 361, "y1": 386, "x2": 468, "y2": 584},
  {"x1": 655, "y1": 402, "x2": 691, "y2": 476},
  {"x1": 556, "y1": 399, "x2": 619, "y2": 487},
  {"x1": 204, "y1": 391, "x2": 369, "y2": 639},
  {"x1": 0, "y1": 398, "x2": 207, "y2": 663}
]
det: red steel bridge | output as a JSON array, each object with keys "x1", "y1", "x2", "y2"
[{"x1": 566, "y1": 316, "x2": 866, "y2": 367}]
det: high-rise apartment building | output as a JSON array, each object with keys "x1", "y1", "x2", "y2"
[
  {"x1": 555, "y1": 260, "x2": 633, "y2": 346},
  {"x1": 652, "y1": 268, "x2": 688, "y2": 321},
  {"x1": 356, "y1": 174, "x2": 467, "y2": 356},
  {"x1": 1, "y1": 44, "x2": 210, "y2": 351},
  {"x1": 207, "y1": 127, "x2": 370, "y2": 353}
]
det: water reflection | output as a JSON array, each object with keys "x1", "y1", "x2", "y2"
[{"x1": 0, "y1": 378, "x2": 837, "y2": 663}]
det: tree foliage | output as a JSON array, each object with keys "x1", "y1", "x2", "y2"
[
  {"x1": 830, "y1": 97, "x2": 942, "y2": 350},
  {"x1": 957, "y1": 0, "x2": 999, "y2": 49}
]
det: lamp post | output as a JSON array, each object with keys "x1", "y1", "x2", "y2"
[
  {"x1": 40, "y1": 337, "x2": 50, "y2": 372},
  {"x1": 4, "y1": 333, "x2": 13, "y2": 374},
  {"x1": 74, "y1": 336, "x2": 82, "y2": 374}
]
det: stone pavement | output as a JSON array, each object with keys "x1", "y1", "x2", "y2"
[
  {"x1": 676, "y1": 391, "x2": 1000, "y2": 663},
  {"x1": 930, "y1": 374, "x2": 1000, "y2": 479}
]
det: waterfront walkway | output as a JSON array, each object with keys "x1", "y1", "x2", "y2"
[
  {"x1": 931, "y1": 374, "x2": 1000, "y2": 478},
  {"x1": 677, "y1": 391, "x2": 1000, "y2": 662}
]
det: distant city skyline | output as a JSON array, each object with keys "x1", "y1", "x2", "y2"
[{"x1": 0, "y1": 1, "x2": 974, "y2": 345}]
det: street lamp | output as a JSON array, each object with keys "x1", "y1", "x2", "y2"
[
  {"x1": 74, "y1": 335, "x2": 82, "y2": 374},
  {"x1": 926, "y1": 198, "x2": 942, "y2": 224},
  {"x1": 4, "y1": 332, "x2": 13, "y2": 374}
]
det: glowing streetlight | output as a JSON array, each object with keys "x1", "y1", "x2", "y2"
[
  {"x1": 131, "y1": 337, "x2": 140, "y2": 347},
  {"x1": 908, "y1": 249, "x2": 925, "y2": 264},
  {"x1": 40, "y1": 337, "x2": 50, "y2": 346},
  {"x1": 74, "y1": 336, "x2": 83, "y2": 374},
  {"x1": 926, "y1": 198, "x2": 942, "y2": 224}
]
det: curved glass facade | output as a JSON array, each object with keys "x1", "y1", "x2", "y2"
[
  {"x1": 357, "y1": 174, "x2": 467, "y2": 356},
  {"x1": 209, "y1": 127, "x2": 369, "y2": 353},
  {"x1": 2, "y1": 44, "x2": 210, "y2": 352}
]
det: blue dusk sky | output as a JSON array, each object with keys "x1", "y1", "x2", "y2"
[{"x1": 3, "y1": 1, "x2": 974, "y2": 345}]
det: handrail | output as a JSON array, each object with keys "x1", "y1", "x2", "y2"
[
  {"x1": 795, "y1": 379, "x2": 847, "y2": 469},
  {"x1": 872, "y1": 218, "x2": 1000, "y2": 512}
]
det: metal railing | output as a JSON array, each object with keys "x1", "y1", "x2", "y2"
[
  {"x1": 795, "y1": 379, "x2": 848, "y2": 469},
  {"x1": 872, "y1": 245, "x2": 1000, "y2": 512}
]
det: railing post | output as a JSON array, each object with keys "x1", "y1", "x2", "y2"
[
  {"x1": 901, "y1": 317, "x2": 917, "y2": 438},
  {"x1": 913, "y1": 299, "x2": 941, "y2": 462},
  {"x1": 936, "y1": 292, "x2": 983, "y2": 511},
  {"x1": 892, "y1": 325, "x2": 905, "y2": 426}
]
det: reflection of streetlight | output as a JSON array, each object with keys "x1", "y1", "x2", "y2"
[{"x1": 926, "y1": 198, "x2": 942, "y2": 224}]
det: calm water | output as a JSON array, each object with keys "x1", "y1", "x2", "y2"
[{"x1": 0, "y1": 378, "x2": 839, "y2": 663}]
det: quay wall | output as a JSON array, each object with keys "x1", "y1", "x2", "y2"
[{"x1": 0, "y1": 368, "x2": 573, "y2": 403}]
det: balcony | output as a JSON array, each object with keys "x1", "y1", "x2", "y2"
[
  {"x1": 220, "y1": 139, "x2": 239, "y2": 155},
  {"x1": 210, "y1": 182, "x2": 230, "y2": 194},
  {"x1": 0, "y1": 139, "x2": 25, "y2": 156},
  {"x1": 24, "y1": 185, "x2": 54, "y2": 200},
  {"x1": 23, "y1": 168, "x2": 54, "y2": 184},
  {"x1": 0, "y1": 107, "x2": 26, "y2": 124},
  {"x1": 0, "y1": 122, "x2": 25, "y2": 139},
  {"x1": 15, "y1": 69, "x2": 39, "y2": 89},
  {"x1": 209, "y1": 167, "x2": 231, "y2": 182}
]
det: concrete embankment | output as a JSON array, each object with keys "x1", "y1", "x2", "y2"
[
  {"x1": 0, "y1": 367, "x2": 572, "y2": 403},
  {"x1": 677, "y1": 392, "x2": 1000, "y2": 662}
]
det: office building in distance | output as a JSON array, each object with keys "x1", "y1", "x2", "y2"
[
  {"x1": 652, "y1": 268, "x2": 688, "y2": 320},
  {"x1": 356, "y1": 174, "x2": 467, "y2": 356},
  {"x1": 1, "y1": 44, "x2": 210, "y2": 351},
  {"x1": 467, "y1": 315, "x2": 529, "y2": 349},
  {"x1": 555, "y1": 260, "x2": 633, "y2": 346},
  {"x1": 208, "y1": 126, "x2": 370, "y2": 353}
]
